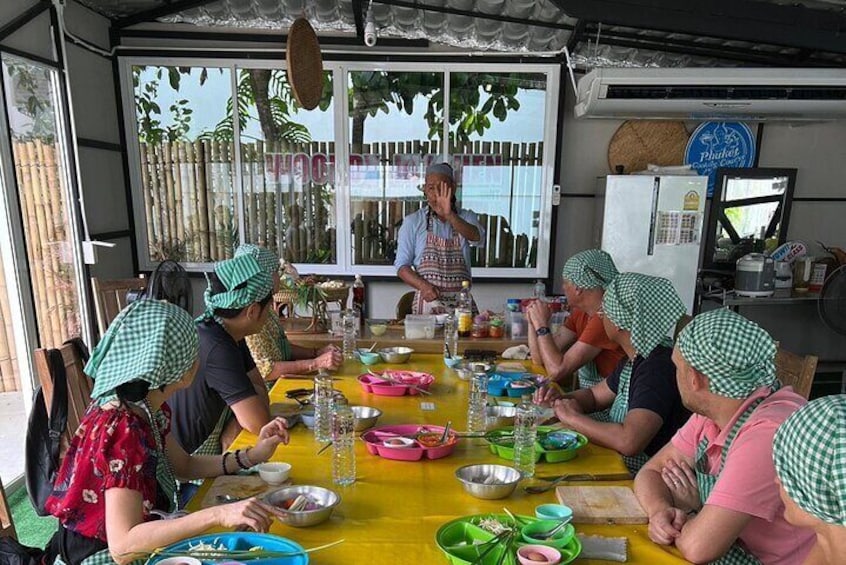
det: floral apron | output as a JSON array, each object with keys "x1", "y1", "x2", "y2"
[
  {"x1": 412, "y1": 212, "x2": 474, "y2": 315},
  {"x1": 693, "y1": 397, "x2": 768, "y2": 565}
]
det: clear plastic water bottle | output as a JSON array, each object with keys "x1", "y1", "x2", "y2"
[
  {"x1": 466, "y1": 369, "x2": 488, "y2": 433},
  {"x1": 313, "y1": 372, "x2": 334, "y2": 443},
  {"x1": 513, "y1": 394, "x2": 538, "y2": 478},
  {"x1": 533, "y1": 279, "x2": 546, "y2": 300},
  {"x1": 331, "y1": 403, "x2": 356, "y2": 486},
  {"x1": 342, "y1": 309, "x2": 357, "y2": 360},
  {"x1": 443, "y1": 313, "x2": 458, "y2": 359}
]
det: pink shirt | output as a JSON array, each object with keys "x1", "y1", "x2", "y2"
[{"x1": 672, "y1": 386, "x2": 815, "y2": 565}]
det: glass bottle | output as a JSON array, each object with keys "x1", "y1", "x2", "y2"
[
  {"x1": 443, "y1": 312, "x2": 458, "y2": 359},
  {"x1": 513, "y1": 394, "x2": 538, "y2": 478},
  {"x1": 457, "y1": 280, "x2": 473, "y2": 338},
  {"x1": 313, "y1": 371, "x2": 334, "y2": 443},
  {"x1": 342, "y1": 309, "x2": 357, "y2": 360},
  {"x1": 466, "y1": 369, "x2": 488, "y2": 433},
  {"x1": 352, "y1": 274, "x2": 365, "y2": 320},
  {"x1": 332, "y1": 402, "x2": 356, "y2": 486}
]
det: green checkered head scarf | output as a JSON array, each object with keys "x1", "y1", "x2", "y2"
[
  {"x1": 88, "y1": 299, "x2": 199, "y2": 404},
  {"x1": 200, "y1": 254, "x2": 273, "y2": 322},
  {"x1": 773, "y1": 395, "x2": 846, "y2": 526},
  {"x1": 602, "y1": 272, "x2": 685, "y2": 356},
  {"x1": 677, "y1": 308, "x2": 778, "y2": 399},
  {"x1": 561, "y1": 249, "x2": 619, "y2": 289},
  {"x1": 235, "y1": 243, "x2": 278, "y2": 276}
]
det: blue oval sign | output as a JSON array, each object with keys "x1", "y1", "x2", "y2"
[{"x1": 684, "y1": 122, "x2": 756, "y2": 197}]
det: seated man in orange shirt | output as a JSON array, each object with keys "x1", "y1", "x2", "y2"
[{"x1": 527, "y1": 249, "x2": 625, "y2": 420}]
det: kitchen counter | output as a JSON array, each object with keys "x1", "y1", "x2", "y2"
[{"x1": 284, "y1": 324, "x2": 527, "y2": 354}]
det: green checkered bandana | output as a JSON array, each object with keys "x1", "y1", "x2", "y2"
[
  {"x1": 235, "y1": 243, "x2": 278, "y2": 275},
  {"x1": 677, "y1": 308, "x2": 778, "y2": 399},
  {"x1": 561, "y1": 249, "x2": 619, "y2": 289},
  {"x1": 773, "y1": 395, "x2": 846, "y2": 526},
  {"x1": 88, "y1": 299, "x2": 199, "y2": 404},
  {"x1": 602, "y1": 272, "x2": 685, "y2": 357},
  {"x1": 200, "y1": 254, "x2": 273, "y2": 322}
]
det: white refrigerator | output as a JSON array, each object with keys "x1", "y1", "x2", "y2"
[{"x1": 595, "y1": 175, "x2": 708, "y2": 313}]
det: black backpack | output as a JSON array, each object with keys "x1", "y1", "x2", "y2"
[{"x1": 24, "y1": 348, "x2": 68, "y2": 516}]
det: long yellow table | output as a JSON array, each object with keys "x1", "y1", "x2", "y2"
[{"x1": 210, "y1": 355, "x2": 687, "y2": 564}]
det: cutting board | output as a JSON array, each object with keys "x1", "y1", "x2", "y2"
[
  {"x1": 199, "y1": 475, "x2": 289, "y2": 508},
  {"x1": 556, "y1": 486, "x2": 648, "y2": 524}
]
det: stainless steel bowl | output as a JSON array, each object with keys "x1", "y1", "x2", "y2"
[
  {"x1": 350, "y1": 405, "x2": 382, "y2": 431},
  {"x1": 455, "y1": 361, "x2": 493, "y2": 381},
  {"x1": 486, "y1": 405, "x2": 517, "y2": 428},
  {"x1": 455, "y1": 464, "x2": 521, "y2": 500},
  {"x1": 264, "y1": 485, "x2": 340, "y2": 527},
  {"x1": 378, "y1": 346, "x2": 413, "y2": 363}
]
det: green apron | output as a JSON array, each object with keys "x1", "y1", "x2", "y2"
[
  {"x1": 578, "y1": 361, "x2": 610, "y2": 423},
  {"x1": 608, "y1": 361, "x2": 650, "y2": 474},
  {"x1": 693, "y1": 397, "x2": 767, "y2": 565}
]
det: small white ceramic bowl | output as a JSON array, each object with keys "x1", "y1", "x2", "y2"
[
  {"x1": 258, "y1": 462, "x2": 291, "y2": 485},
  {"x1": 382, "y1": 437, "x2": 415, "y2": 448}
]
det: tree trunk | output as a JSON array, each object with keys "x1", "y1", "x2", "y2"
[
  {"x1": 248, "y1": 69, "x2": 280, "y2": 141},
  {"x1": 351, "y1": 114, "x2": 365, "y2": 153}
]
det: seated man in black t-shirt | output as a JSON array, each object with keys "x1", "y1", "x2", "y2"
[
  {"x1": 170, "y1": 254, "x2": 276, "y2": 455},
  {"x1": 547, "y1": 273, "x2": 691, "y2": 474}
]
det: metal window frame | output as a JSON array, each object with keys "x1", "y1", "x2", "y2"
[{"x1": 118, "y1": 56, "x2": 559, "y2": 278}]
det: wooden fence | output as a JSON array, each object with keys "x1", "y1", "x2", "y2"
[{"x1": 138, "y1": 138, "x2": 542, "y2": 268}]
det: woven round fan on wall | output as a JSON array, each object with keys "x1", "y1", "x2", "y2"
[
  {"x1": 286, "y1": 17, "x2": 323, "y2": 110},
  {"x1": 607, "y1": 120, "x2": 690, "y2": 174}
]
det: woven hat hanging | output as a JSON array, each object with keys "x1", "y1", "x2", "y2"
[
  {"x1": 286, "y1": 17, "x2": 324, "y2": 110},
  {"x1": 607, "y1": 120, "x2": 690, "y2": 174}
]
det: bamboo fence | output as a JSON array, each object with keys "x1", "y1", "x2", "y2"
[
  {"x1": 138, "y1": 138, "x2": 543, "y2": 269},
  {"x1": 0, "y1": 140, "x2": 82, "y2": 392}
]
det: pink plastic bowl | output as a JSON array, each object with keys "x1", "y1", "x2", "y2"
[
  {"x1": 517, "y1": 545, "x2": 562, "y2": 565},
  {"x1": 357, "y1": 372, "x2": 434, "y2": 396},
  {"x1": 360, "y1": 424, "x2": 457, "y2": 461}
]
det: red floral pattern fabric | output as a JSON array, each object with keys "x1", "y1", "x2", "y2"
[{"x1": 45, "y1": 404, "x2": 171, "y2": 542}]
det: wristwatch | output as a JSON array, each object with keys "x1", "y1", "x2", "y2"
[{"x1": 535, "y1": 326, "x2": 551, "y2": 337}]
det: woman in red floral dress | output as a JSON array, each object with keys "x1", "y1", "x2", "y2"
[{"x1": 43, "y1": 292, "x2": 290, "y2": 564}]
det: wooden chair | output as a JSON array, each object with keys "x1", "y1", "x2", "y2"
[
  {"x1": 92, "y1": 277, "x2": 146, "y2": 337},
  {"x1": 775, "y1": 347, "x2": 818, "y2": 399},
  {"x1": 0, "y1": 476, "x2": 15, "y2": 539},
  {"x1": 33, "y1": 342, "x2": 93, "y2": 456},
  {"x1": 396, "y1": 291, "x2": 415, "y2": 321}
]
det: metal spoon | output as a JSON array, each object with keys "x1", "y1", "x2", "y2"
[
  {"x1": 439, "y1": 421, "x2": 452, "y2": 444},
  {"x1": 215, "y1": 494, "x2": 248, "y2": 504},
  {"x1": 368, "y1": 342, "x2": 378, "y2": 352},
  {"x1": 535, "y1": 519, "x2": 571, "y2": 540}
]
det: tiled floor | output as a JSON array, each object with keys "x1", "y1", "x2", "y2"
[{"x1": 0, "y1": 391, "x2": 26, "y2": 484}]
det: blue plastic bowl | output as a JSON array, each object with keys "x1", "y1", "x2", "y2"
[
  {"x1": 444, "y1": 355, "x2": 463, "y2": 368},
  {"x1": 356, "y1": 350, "x2": 381, "y2": 365},
  {"x1": 535, "y1": 503, "x2": 574, "y2": 522},
  {"x1": 487, "y1": 377, "x2": 508, "y2": 396}
]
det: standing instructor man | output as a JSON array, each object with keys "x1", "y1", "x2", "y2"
[{"x1": 394, "y1": 162, "x2": 485, "y2": 314}]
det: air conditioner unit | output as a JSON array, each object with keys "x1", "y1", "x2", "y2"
[{"x1": 574, "y1": 68, "x2": 846, "y2": 121}]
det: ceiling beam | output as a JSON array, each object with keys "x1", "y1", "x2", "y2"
[
  {"x1": 352, "y1": 0, "x2": 365, "y2": 40},
  {"x1": 0, "y1": 0, "x2": 51, "y2": 42},
  {"x1": 114, "y1": 0, "x2": 221, "y2": 28},
  {"x1": 372, "y1": 0, "x2": 575, "y2": 32},
  {"x1": 551, "y1": 0, "x2": 846, "y2": 55},
  {"x1": 566, "y1": 19, "x2": 586, "y2": 52}
]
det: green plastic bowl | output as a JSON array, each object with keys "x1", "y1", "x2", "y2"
[
  {"x1": 356, "y1": 349, "x2": 381, "y2": 365},
  {"x1": 520, "y1": 520, "x2": 576, "y2": 550},
  {"x1": 485, "y1": 427, "x2": 587, "y2": 464},
  {"x1": 435, "y1": 513, "x2": 537, "y2": 565}
]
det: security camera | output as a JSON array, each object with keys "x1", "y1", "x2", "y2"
[{"x1": 364, "y1": 19, "x2": 377, "y2": 47}]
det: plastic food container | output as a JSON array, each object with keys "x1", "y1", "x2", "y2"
[
  {"x1": 470, "y1": 320, "x2": 489, "y2": 338},
  {"x1": 507, "y1": 311, "x2": 527, "y2": 339},
  {"x1": 404, "y1": 315, "x2": 436, "y2": 339}
]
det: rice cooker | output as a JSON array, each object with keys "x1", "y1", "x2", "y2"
[{"x1": 735, "y1": 253, "x2": 775, "y2": 297}]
